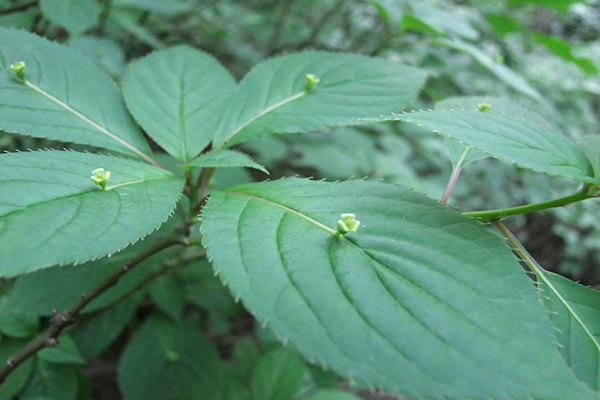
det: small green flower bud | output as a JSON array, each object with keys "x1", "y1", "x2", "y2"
[
  {"x1": 476, "y1": 102, "x2": 492, "y2": 112},
  {"x1": 336, "y1": 213, "x2": 360, "y2": 235},
  {"x1": 9, "y1": 61, "x2": 26, "y2": 82},
  {"x1": 304, "y1": 73, "x2": 320, "y2": 92},
  {"x1": 91, "y1": 168, "x2": 111, "y2": 190}
]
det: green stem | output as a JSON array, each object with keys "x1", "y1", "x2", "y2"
[{"x1": 462, "y1": 187, "x2": 595, "y2": 221}]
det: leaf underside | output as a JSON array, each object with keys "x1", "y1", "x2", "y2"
[
  {"x1": 201, "y1": 178, "x2": 597, "y2": 400},
  {"x1": 376, "y1": 110, "x2": 596, "y2": 184},
  {"x1": 0, "y1": 151, "x2": 184, "y2": 277}
]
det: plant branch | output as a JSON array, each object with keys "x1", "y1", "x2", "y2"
[
  {"x1": 462, "y1": 187, "x2": 595, "y2": 221},
  {"x1": 0, "y1": 0, "x2": 38, "y2": 16},
  {"x1": 84, "y1": 249, "x2": 205, "y2": 318},
  {"x1": 0, "y1": 233, "x2": 188, "y2": 385}
]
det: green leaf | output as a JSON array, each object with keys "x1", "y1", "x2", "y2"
[
  {"x1": 123, "y1": 46, "x2": 237, "y2": 162},
  {"x1": 113, "y1": 0, "x2": 193, "y2": 14},
  {"x1": 308, "y1": 389, "x2": 363, "y2": 400},
  {"x1": 0, "y1": 312, "x2": 38, "y2": 338},
  {"x1": 0, "y1": 28, "x2": 155, "y2": 164},
  {"x1": 19, "y1": 358, "x2": 79, "y2": 400},
  {"x1": 201, "y1": 178, "x2": 599, "y2": 400},
  {"x1": 109, "y1": 11, "x2": 166, "y2": 49},
  {"x1": 232, "y1": 338, "x2": 260, "y2": 378},
  {"x1": 373, "y1": 110, "x2": 596, "y2": 184},
  {"x1": 434, "y1": 96, "x2": 552, "y2": 169},
  {"x1": 223, "y1": 377, "x2": 251, "y2": 400},
  {"x1": 508, "y1": 0, "x2": 575, "y2": 11},
  {"x1": 183, "y1": 260, "x2": 241, "y2": 319},
  {"x1": 532, "y1": 33, "x2": 598, "y2": 74},
  {"x1": 401, "y1": 14, "x2": 443, "y2": 36},
  {"x1": 434, "y1": 37, "x2": 542, "y2": 101},
  {"x1": 212, "y1": 51, "x2": 427, "y2": 147},
  {"x1": 184, "y1": 150, "x2": 268, "y2": 174},
  {"x1": 117, "y1": 314, "x2": 224, "y2": 400},
  {"x1": 579, "y1": 135, "x2": 600, "y2": 180},
  {"x1": 308, "y1": 365, "x2": 338, "y2": 389},
  {"x1": 0, "y1": 338, "x2": 34, "y2": 400},
  {"x1": 289, "y1": 129, "x2": 377, "y2": 180},
  {"x1": 251, "y1": 346, "x2": 307, "y2": 400},
  {"x1": 70, "y1": 293, "x2": 143, "y2": 361},
  {"x1": 40, "y1": 0, "x2": 100, "y2": 37},
  {"x1": 0, "y1": 151, "x2": 184, "y2": 277},
  {"x1": 149, "y1": 273, "x2": 187, "y2": 320},
  {"x1": 412, "y1": 4, "x2": 479, "y2": 40},
  {"x1": 485, "y1": 14, "x2": 521, "y2": 37},
  {"x1": 538, "y1": 270, "x2": 600, "y2": 390},
  {"x1": 69, "y1": 36, "x2": 126, "y2": 78},
  {"x1": 38, "y1": 335, "x2": 86, "y2": 365}
]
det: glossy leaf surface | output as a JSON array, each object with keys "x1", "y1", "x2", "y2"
[
  {"x1": 0, "y1": 28, "x2": 154, "y2": 163},
  {"x1": 202, "y1": 178, "x2": 598, "y2": 400},
  {"x1": 212, "y1": 51, "x2": 427, "y2": 147},
  {"x1": 0, "y1": 151, "x2": 184, "y2": 277},
  {"x1": 373, "y1": 110, "x2": 596, "y2": 184},
  {"x1": 123, "y1": 46, "x2": 236, "y2": 162}
]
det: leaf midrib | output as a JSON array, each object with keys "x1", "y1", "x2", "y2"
[
  {"x1": 21, "y1": 78, "x2": 157, "y2": 166},
  {"x1": 0, "y1": 175, "x2": 171, "y2": 219},
  {"x1": 218, "y1": 90, "x2": 306, "y2": 148}
]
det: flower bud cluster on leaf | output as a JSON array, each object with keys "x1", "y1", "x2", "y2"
[
  {"x1": 9, "y1": 61, "x2": 26, "y2": 82},
  {"x1": 336, "y1": 213, "x2": 360, "y2": 235},
  {"x1": 91, "y1": 168, "x2": 111, "y2": 190},
  {"x1": 304, "y1": 73, "x2": 320, "y2": 92}
]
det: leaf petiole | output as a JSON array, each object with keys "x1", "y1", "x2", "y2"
[{"x1": 463, "y1": 186, "x2": 596, "y2": 221}]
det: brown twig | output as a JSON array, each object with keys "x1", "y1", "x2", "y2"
[{"x1": 0, "y1": 233, "x2": 188, "y2": 385}]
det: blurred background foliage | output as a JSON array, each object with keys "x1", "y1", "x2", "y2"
[{"x1": 0, "y1": 0, "x2": 599, "y2": 398}]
